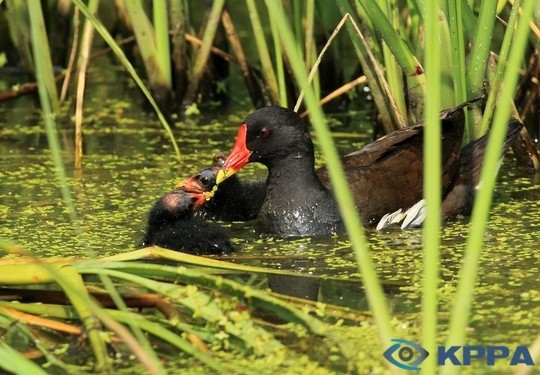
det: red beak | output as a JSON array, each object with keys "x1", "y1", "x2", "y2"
[
  {"x1": 190, "y1": 193, "x2": 207, "y2": 208},
  {"x1": 217, "y1": 124, "x2": 252, "y2": 184}
]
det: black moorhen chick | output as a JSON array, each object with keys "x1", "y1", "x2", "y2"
[
  {"x1": 178, "y1": 167, "x2": 266, "y2": 221},
  {"x1": 215, "y1": 106, "x2": 521, "y2": 237},
  {"x1": 141, "y1": 190, "x2": 235, "y2": 255}
]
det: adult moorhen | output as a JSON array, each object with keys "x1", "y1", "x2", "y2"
[
  {"x1": 213, "y1": 105, "x2": 521, "y2": 237},
  {"x1": 141, "y1": 190, "x2": 235, "y2": 255}
]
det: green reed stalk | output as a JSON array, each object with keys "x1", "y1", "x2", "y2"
[
  {"x1": 153, "y1": 0, "x2": 172, "y2": 87},
  {"x1": 448, "y1": 0, "x2": 468, "y2": 139},
  {"x1": 246, "y1": 0, "x2": 280, "y2": 104},
  {"x1": 480, "y1": 0, "x2": 521, "y2": 133},
  {"x1": 27, "y1": 0, "x2": 59, "y2": 112},
  {"x1": 0, "y1": 344, "x2": 47, "y2": 375},
  {"x1": 71, "y1": 0, "x2": 181, "y2": 161},
  {"x1": 264, "y1": 0, "x2": 395, "y2": 359},
  {"x1": 465, "y1": 0, "x2": 497, "y2": 134},
  {"x1": 442, "y1": 2, "x2": 535, "y2": 374},
  {"x1": 420, "y1": 2, "x2": 442, "y2": 374}
]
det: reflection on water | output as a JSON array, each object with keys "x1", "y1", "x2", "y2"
[{"x1": 1, "y1": 67, "x2": 539, "y2": 370}]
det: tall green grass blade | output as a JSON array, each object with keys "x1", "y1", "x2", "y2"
[
  {"x1": 246, "y1": 0, "x2": 280, "y2": 104},
  {"x1": 448, "y1": 0, "x2": 469, "y2": 139},
  {"x1": 27, "y1": 0, "x2": 59, "y2": 112},
  {"x1": 442, "y1": 2, "x2": 535, "y2": 374},
  {"x1": 153, "y1": 0, "x2": 172, "y2": 87},
  {"x1": 466, "y1": 0, "x2": 497, "y2": 134},
  {"x1": 480, "y1": 0, "x2": 521, "y2": 133},
  {"x1": 264, "y1": 0, "x2": 395, "y2": 360},
  {"x1": 71, "y1": 0, "x2": 181, "y2": 162},
  {"x1": 420, "y1": 1, "x2": 442, "y2": 373}
]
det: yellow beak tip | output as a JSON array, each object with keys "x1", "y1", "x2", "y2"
[{"x1": 215, "y1": 169, "x2": 228, "y2": 185}]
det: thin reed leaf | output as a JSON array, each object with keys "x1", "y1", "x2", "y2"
[
  {"x1": 443, "y1": 2, "x2": 535, "y2": 374},
  {"x1": 420, "y1": 2, "x2": 442, "y2": 374},
  {"x1": 264, "y1": 0, "x2": 395, "y2": 361}
]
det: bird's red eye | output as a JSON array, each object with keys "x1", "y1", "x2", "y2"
[{"x1": 259, "y1": 128, "x2": 270, "y2": 138}]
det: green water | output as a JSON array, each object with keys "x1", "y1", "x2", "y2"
[{"x1": 1, "y1": 66, "x2": 539, "y2": 374}]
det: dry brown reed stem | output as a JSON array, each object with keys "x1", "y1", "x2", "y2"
[
  {"x1": 74, "y1": 14, "x2": 95, "y2": 170},
  {"x1": 299, "y1": 75, "x2": 367, "y2": 118},
  {"x1": 0, "y1": 305, "x2": 82, "y2": 335}
]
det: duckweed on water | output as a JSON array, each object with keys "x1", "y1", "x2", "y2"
[{"x1": 1, "y1": 91, "x2": 539, "y2": 373}]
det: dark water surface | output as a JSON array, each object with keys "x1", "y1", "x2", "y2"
[{"x1": 1, "y1": 66, "x2": 539, "y2": 374}]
